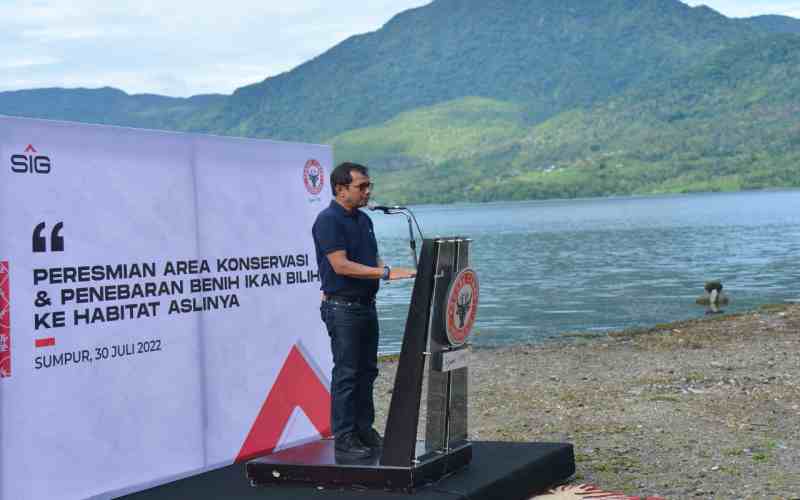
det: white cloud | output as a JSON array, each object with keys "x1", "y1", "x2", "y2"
[
  {"x1": 0, "y1": 57, "x2": 60, "y2": 69},
  {"x1": 0, "y1": 0, "x2": 432, "y2": 96},
  {"x1": 20, "y1": 27, "x2": 133, "y2": 41}
]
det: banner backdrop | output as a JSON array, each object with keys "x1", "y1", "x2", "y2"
[{"x1": 0, "y1": 116, "x2": 333, "y2": 500}]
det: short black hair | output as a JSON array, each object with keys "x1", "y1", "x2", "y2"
[{"x1": 330, "y1": 162, "x2": 369, "y2": 196}]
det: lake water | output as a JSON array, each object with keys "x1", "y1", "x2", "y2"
[{"x1": 370, "y1": 190, "x2": 800, "y2": 354}]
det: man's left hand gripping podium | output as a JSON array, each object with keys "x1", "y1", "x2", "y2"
[
  {"x1": 246, "y1": 237, "x2": 575, "y2": 495},
  {"x1": 246, "y1": 237, "x2": 477, "y2": 491}
]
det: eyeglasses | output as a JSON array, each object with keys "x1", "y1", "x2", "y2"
[{"x1": 351, "y1": 182, "x2": 373, "y2": 191}]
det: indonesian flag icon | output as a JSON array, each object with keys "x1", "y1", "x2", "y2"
[{"x1": 236, "y1": 343, "x2": 331, "y2": 462}]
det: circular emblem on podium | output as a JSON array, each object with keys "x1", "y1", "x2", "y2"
[
  {"x1": 445, "y1": 267, "x2": 479, "y2": 346},
  {"x1": 303, "y1": 159, "x2": 324, "y2": 195}
]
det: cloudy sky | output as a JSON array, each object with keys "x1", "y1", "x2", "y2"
[{"x1": 2, "y1": 0, "x2": 798, "y2": 98}]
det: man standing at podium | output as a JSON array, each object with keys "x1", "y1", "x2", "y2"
[{"x1": 313, "y1": 162, "x2": 416, "y2": 459}]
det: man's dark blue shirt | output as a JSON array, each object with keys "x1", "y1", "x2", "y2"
[{"x1": 312, "y1": 201, "x2": 379, "y2": 298}]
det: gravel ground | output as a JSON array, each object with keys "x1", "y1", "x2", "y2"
[{"x1": 373, "y1": 304, "x2": 800, "y2": 500}]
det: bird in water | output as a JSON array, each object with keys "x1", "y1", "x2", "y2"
[{"x1": 696, "y1": 280, "x2": 729, "y2": 314}]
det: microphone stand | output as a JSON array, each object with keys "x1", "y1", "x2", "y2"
[
  {"x1": 403, "y1": 211, "x2": 418, "y2": 269},
  {"x1": 376, "y1": 206, "x2": 425, "y2": 271},
  {"x1": 384, "y1": 209, "x2": 417, "y2": 270}
]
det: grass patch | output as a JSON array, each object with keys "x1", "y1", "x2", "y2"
[
  {"x1": 648, "y1": 395, "x2": 681, "y2": 403},
  {"x1": 636, "y1": 374, "x2": 674, "y2": 385},
  {"x1": 590, "y1": 455, "x2": 642, "y2": 474},
  {"x1": 759, "y1": 303, "x2": 791, "y2": 313},
  {"x1": 684, "y1": 372, "x2": 706, "y2": 383}
]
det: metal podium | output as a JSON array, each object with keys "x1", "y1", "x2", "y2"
[
  {"x1": 247, "y1": 237, "x2": 479, "y2": 492},
  {"x1": 380, "y1": 236, "x2": 477, "y2": 483}
]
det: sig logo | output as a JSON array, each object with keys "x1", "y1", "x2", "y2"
[{"x1": 10, "y1": 144, "x2": 51, "y2": 174}]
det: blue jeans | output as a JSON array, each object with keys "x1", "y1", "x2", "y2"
[{"x1": 320, "y1": 300, "x2": 379, "y2": 437}]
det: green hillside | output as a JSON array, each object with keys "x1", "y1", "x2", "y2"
[
  {"x1": 0, "y1": 87, "x2": 225, "y2": 130},
  {"x1": 330, "y1": 97, "x2": 527, "y2": 169},
  {"x1": 208, "y1": 0, "x2": 762, "y2": 141},
  {"x1": 361, "y1": 34, "x2": 800, "y2": 204}
]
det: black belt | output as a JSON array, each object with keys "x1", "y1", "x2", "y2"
[{"x1": 324, "y1": 294, "x2": 376, "y2": 306}]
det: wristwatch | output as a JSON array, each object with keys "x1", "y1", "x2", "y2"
[{"x1": 381, "y1": 264, "x2": 391, "y2": 281}]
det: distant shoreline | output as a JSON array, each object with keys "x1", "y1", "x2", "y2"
[{"x1": 391, "y1": 187, "x2": 800, "y2": 209}]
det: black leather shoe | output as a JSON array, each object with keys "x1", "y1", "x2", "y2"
[
  {"x1": 358, "y1": 427, "x2": 383, "y2": 448},
  {"x1": 334, "y1": 432, "x2": 372, "y2": 459}
]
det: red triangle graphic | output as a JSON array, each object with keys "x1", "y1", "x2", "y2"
[
  {"x1": 24, "y1": 144, "x2": 37, "y2": 153},
  {"x1": 235, "y1": 344, "x2": 331, "y2": 462}
]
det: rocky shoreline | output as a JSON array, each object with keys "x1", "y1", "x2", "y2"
[{"x1": 374, "y1": 304, "x2": 800, "y2": 499}]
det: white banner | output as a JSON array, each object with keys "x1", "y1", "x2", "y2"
[{"x1": 0, "y1": 116, "x2": 334, "y2": 500}]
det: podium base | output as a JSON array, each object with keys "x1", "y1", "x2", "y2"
[{"x1": 247, "y1": 439, "x2": 472, "y2": 492}]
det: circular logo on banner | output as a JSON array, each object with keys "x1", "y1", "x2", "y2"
[
  {"x1": 445, "y1": 267, "x2": 479, "y2": 346},
  {"x1": 303, "y1": 159, "x2": 324, "y2": 195}
]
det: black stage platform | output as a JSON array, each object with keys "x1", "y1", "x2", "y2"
[{"x1": 122, "y1": 441, "x2": 574, "y2": 500}]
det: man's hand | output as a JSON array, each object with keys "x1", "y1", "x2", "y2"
[
  {"x1": 327, "y1": 251, "x2": 416, "y2": 280},
  {"x1": 389, "y1": 267, "x2": 416, "y2": 280}
]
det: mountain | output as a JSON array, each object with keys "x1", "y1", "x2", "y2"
[
  {"x1": 1, "y1": 0, "x2": 799, "y2": 203},
  {"x1": 206, "y1": 0, "x2": 764, "y2": 141},
  {"x1": 355, "y1": 34, "x2": 800, "y2": 203},
  {"x1": 740, "y1": 15, "x2": 800, "y2": 34},
  {"x1": 0, "y1": 0, "x2": 769, "y2": 141},
  {"x1": 0, "y1": 87, "x2": 225, "y2": 130}
]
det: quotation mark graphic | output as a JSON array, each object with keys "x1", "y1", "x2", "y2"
[{"x1": 33, "y1": 222, "x2": 64, "y2": 253}]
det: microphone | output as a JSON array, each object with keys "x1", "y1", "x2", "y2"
[{"x1": 368, "y1": 204, "x2": 407, "y2": 213}]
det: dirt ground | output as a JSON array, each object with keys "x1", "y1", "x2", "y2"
[{"x1": 373, "y1": 303, "x2": 800, "y2": 499}]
